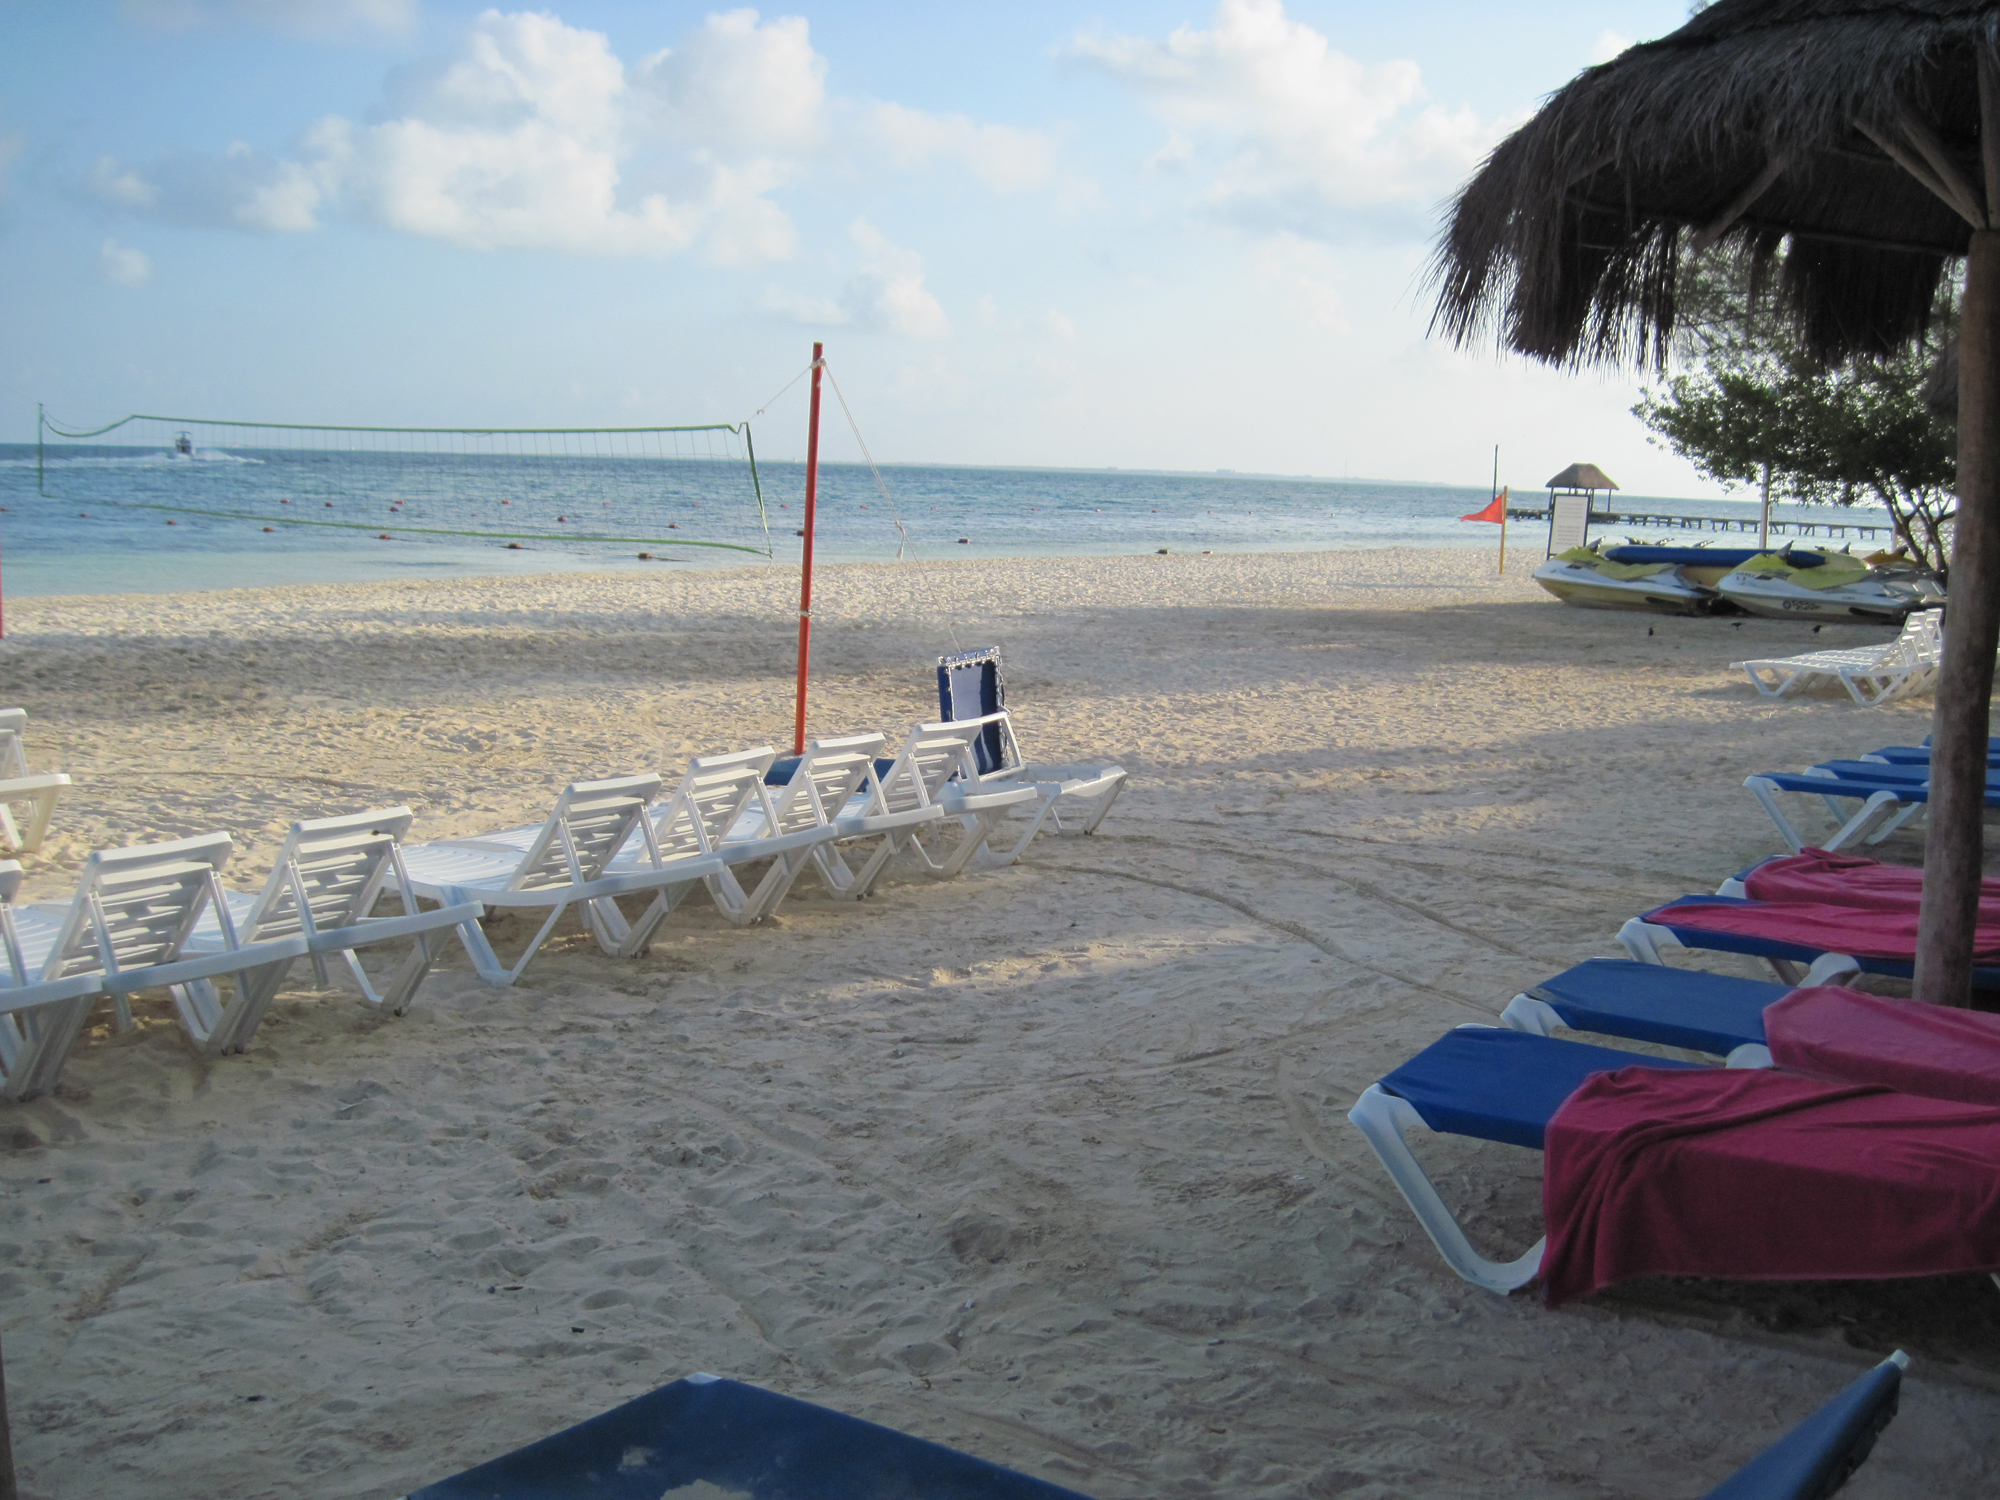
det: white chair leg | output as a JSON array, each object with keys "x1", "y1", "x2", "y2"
[{"x1": 1347, "y1": 1085, "x2": 1545, "y2": 1293}]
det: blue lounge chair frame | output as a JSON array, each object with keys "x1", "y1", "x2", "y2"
[{"x1": 1701, "y1": 1352, "x2": 1907, "y2": 1500}]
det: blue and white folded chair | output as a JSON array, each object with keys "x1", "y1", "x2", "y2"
[
  {"x1": 1501, "y1": 957, "x2": 1801, "y2": 1067},
  {"x1": 1618, "y1": 895, "x2": 1950, "y2": 988},
  {"x1": 0, "y1": 833, "x2": 312, "y2": 1100},
  {"x1": 392, "y1": 773, "x2": 708, "y2": 985},
  {"x1": 1347, "y1": 1025, "x2": 1702, "y2": 1291},
  {"x1": 1700, "y1": 1351, "x2": 1907, "y2": 1500},
  {"x1": 936, "y1": 648, "x2": 1126, "y2": 858},
  {"x1": 0, "y1": 707, "x2": 70, "y2": 856},
  {"x1": 399, "y1": 1359, "x2": 1908, "y2": 1500},
  {"x1": 178, "y1": 808, "x2": 483, "y2": 1054}
]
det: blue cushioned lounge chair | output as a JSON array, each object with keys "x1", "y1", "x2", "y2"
[
  {"x1": 1501, "y1": 957, "x2": 1798, "y2": 1067},
  {"x1": 1347, "y1": 1025, "x2": 1702, "y2": 1291},
  {"x1": 1617, "y1": 895, "x2": 1998, "y2": 989}
]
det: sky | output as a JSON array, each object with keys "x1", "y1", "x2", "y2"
[{"x1": 0, "y1": 0, "x2": 1732, "y2": 496}]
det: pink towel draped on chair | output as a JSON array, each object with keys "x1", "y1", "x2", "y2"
[
  {"x1": 1764, "y1": 986, "x2": 2000, "y2": 1107},
  {"x1": 1744, "y1": 846, "x2": 2000, "y2": 919},
  {"x1": 1640, "y1": 895, "x2": 2000, "y2": 965},
  {"x1": 1538, "y1": 1065, "x2": 2000, "y2": 1307}
]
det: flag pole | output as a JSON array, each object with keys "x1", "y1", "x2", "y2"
[
  {"x1": 1491, "y1": 444, "x2": 1503, "y2": 576},
  {"x1": 1498, "y1": 488, "x2": 1508, "y2": 575},
  {"x1": 793, "y1": 342, "x2": 824, "y2": 756}
]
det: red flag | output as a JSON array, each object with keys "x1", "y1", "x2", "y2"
[{"x1": 1460, "y1": 491, "x2": 1506, "y2": 523}]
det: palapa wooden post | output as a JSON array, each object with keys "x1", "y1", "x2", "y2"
[
  {"x1": 792, "y1": 342, "x2": 824, "y2": 757},
  {"x1": 1917, "y1": 226, "x2": 2000, "y2": 1005}
]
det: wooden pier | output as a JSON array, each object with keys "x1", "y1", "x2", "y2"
[{"x1": 1506, "y1": 506, "x2": 1892, "y2": 541}]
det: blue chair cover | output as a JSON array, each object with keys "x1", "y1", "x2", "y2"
[
  {"x1": 1377, "y1": 1027, "x2": 1701, "y2": 1151},
  {"x1": 1527, "y1": 959, "x2": 1789, "y2": 1055},
  {"x1": 407, "y1": 1374, "x2": 1097, "y2": 1500},
  {"x1": 936, "y1": 647, "x2": 1007, "y2": 776},
  {"x1": 1703, "y1": 1355, "x2": 1905, "y2": 1500}
]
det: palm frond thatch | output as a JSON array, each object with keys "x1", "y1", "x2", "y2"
[{"x1": 1433, "y1": 0, "x2": 1996, "y2": 369}]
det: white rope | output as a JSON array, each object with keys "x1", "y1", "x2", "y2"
[{"x1": 822, "y1": 360, "x2": 911, "y2": 564}]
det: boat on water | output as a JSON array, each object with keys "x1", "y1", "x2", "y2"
[
  {"x1": 1713, "y1": 549, "x2": 1940, "y2": 623},
  {"x1": 1532, "y1": 543, "x2": 1764, "y2": 615},
  {"x1": 169, "y1": 431, "x2": 195, "y2": 459}
]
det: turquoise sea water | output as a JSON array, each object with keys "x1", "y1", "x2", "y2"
[{"x1": 0, "y1": 442, "x2": 1889, "y2": 598}]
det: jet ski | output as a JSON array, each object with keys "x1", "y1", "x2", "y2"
[
  {"x1": 1713, "y1": 547, "x2": 1936, "y2": 624},
  {"x1": 1533, "y1": 543, "x2": 1757, "y2": 615}
]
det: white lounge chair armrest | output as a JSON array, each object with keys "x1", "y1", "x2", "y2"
[
  {"x1": 1616, "y1": 917, "x2": 1680, "y2": 965},
  {"x1": 0, "y1": 972, "x2": 103, "y2": 1017},
  {"x1": 98, "y1": 933, "x2": 313, "y2": 993},
  {"x1": 1725, "y1": 1043, "x2": 1775, "y2": 1068},
  {"x1": 1801, "y1": 952, "x2": 1864, "y2": 985}
]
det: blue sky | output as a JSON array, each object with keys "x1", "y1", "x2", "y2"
[{"x1": 0, "y1": 0, "x2": 1729, "y2": 495}]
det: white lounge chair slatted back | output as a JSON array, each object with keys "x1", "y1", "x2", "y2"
[
  {"x1": 651, "y1": 750, "x2": 776, "y2": 861},
  {"x1": 868, "y1": 722, "x2": 983, "y2": 816},
  {"x1": 769, "y1": 734, "x2": 887, "y2": 833},
  {"x1": 35, "y1": 832, "x2": 234, "y2": 981},
  {"x1": 0, "y1": 710, "x2": 29, "y2": 780},
  {"x1": 506, "y1": 775, "x2": 663, "y2": 892},
  {"x1": 237, "y1": 808, "x2": 417, "y2": 943}
]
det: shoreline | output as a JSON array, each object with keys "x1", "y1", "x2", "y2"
[{"x1": 1, "y1": 548, "x2": 1982, "y2": 1498}]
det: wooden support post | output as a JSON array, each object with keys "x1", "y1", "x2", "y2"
[{"x1": 1916, "y1": 230, "x2": 2000, "y2": 1005}]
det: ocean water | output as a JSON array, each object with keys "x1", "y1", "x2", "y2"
[{"x1": 0, "y1": 441, "x2": 1892, "y2": 598}]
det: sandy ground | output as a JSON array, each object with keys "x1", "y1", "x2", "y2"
[{"x1": 0, "y1": 546, "x2": 1994, "y2": 1499}]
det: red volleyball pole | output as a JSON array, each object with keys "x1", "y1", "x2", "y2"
[{"x1": 792, "y1": 342, "x2": 824, "y2": 755}]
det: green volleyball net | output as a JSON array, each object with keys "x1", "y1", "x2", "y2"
[{"x1": 33, "y1": 410, "x2": 772, "y2": 559}]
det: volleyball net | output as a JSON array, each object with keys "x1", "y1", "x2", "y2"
[{"x1": 33, "y1": 410, "x2": 772, "y2": 559}]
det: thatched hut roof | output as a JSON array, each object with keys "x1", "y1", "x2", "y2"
[
  {"x1": 1432, "y1": 0, "x2": 1995, "y2": 369},
  {"x1": 1546, "y1": 463, "x2": 1619, "y2": 490}
]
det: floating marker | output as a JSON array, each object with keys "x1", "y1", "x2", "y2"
[
  {"x1": 957, "y1": 537, "x2": 969, "y2": 544},
  {"x1": 263, "y1": 526, "x2": 276, "y2": 532},
  {"x1": 506, "y1": 541, "x2": 523, "y2": 549},
  {"x1": 637, "y1": 552, "x2": 653, "y2": 560}
]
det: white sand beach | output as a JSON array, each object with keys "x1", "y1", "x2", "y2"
[{"x1": 0, "y1": 546, "x2": 1993, "y2": 1498}]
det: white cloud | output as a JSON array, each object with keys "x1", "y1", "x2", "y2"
[
  {"x1": 1248, "y1": 233, "x2": 1349, "y2": 329},
  {"x1": 100, "y1": 238, "x2": 153, "y2": 286},
  {"x1": 1044, "y1": 309, "x2": 1077, "y2": 340},
  {"x1": 1591, "y1": 30, "x2": 1634, "y2": 63},
  {"x1": 760, "y1": 285, "x2": 847, "y2": 326},
  {"x1": 121, "y1": 0, "x2": 417, "y2": 38},
  {"x1": 862, "y1": 103, "x2": 1054, "y2": 192},
  {"x1": 89, "y1": 7, "x2": 1060, "y2": 263},
  {"x1": 1070, "y1": 0, "x2": 1503, "y2": 237},
  {"x1": 840, "y1": 219, "x2": 949, "y2": 339}
]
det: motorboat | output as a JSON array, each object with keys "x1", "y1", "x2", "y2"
[
  {"x1": 169, "y1": 431, "x2": 195, "y2": 459},
  {"x1": 1532, "y1": 543, "x2": 1759, "y2": 615},
  {"x1": 1713, "y1": 548, "x2": 1937, "y2": 624}
]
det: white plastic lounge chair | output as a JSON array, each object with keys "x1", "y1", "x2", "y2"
[
  {"x1": 799, "y1": 720, "x2": 988, "y2": 899},
  {"x1": 0, "y1": 708, "x2": 70, "y2": 855},
  {"x1": 1733, "y1": 609, "x2": 1942, "y2": 706},
  {"x1": 178, "y1": 808, "x2": 484, "y2": 1054},
  {"x1": 1500, "y1": 956, "x2": 1811, "y2": 1068},
  {"x1": 390, "y1": 773, "x2": 706, "y2": 984},
  {"x1": 0, "y1": 860, "x2": 103, "y2": 1071},
  {"x1": 0, "y1": 833, "x2": 312, "y2": 1100},
  {"x1": 935, "y1": 649, "x2": 1126, "y2": 857},
  {"x1": 909, "y1": 711, "x2": 1042, "y2": 876}
]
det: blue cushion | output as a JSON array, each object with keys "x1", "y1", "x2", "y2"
[
  {"x1": 766, "y1": 756, "x2": 897, "y2": 786},
  {"x1": 1376, "y1": 1028, "x2": 1701, "y2": 1151},
  {"x1": 1702, "y1": 1357, "x2": 1904, "y2": 1500},
  {"x1": 1527, "y1": 958, "x2": 1788, "y2": 1055},
  {"x1": 409, "y1": 1375, "x2": 1097, "y2": 1500}
]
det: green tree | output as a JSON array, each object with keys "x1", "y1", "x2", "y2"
[{"x1": 1633, "y1": 253, "x2": 1958, "y2": 577}]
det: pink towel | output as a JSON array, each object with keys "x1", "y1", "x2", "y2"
[
  {"x1": 1766, "y1": 987, "x2": 2000, "y2": 1106},
  {"x1": 1539, "y1": 1066, "x2": 2000, "y2": 1306},
  {"x1": 1642, "y1": 895, "x2": 2000, "y2": 965},
  {"x1": 1744, "y1": 847, "x2": 2000, "y2": 920}
]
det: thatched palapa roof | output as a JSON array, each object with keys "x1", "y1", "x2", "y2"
[
  {"x1": 1432, "y1": 0, "x2": 1999, "y2": 370},
  {"x1": 1546, "y1": 463, "x2": 1619, "y2": 490}
]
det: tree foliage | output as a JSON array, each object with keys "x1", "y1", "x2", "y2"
[{"x1": 1633, "y1": 251, "x2": 1958, "y2": 577}]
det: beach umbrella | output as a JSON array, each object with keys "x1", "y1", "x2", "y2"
[{"x1": 1431, "y1": 0, "x2": 2000, "y2": 1006}]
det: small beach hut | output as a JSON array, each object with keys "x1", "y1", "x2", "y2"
[
  {"x1": 1430, "y1": 0, "x2": 2000, "y2": 1006},
  {"x1": 1544, "y1": 463, "x2": 1620, "y2": 554}
]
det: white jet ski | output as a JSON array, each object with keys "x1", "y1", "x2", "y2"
[
  {"x1": 1533, "y1": 543, "x2": 1758, "y2": 615},
  {"x1": 1713, "y1": 548, "x2": 1935, "y2": 624}
]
